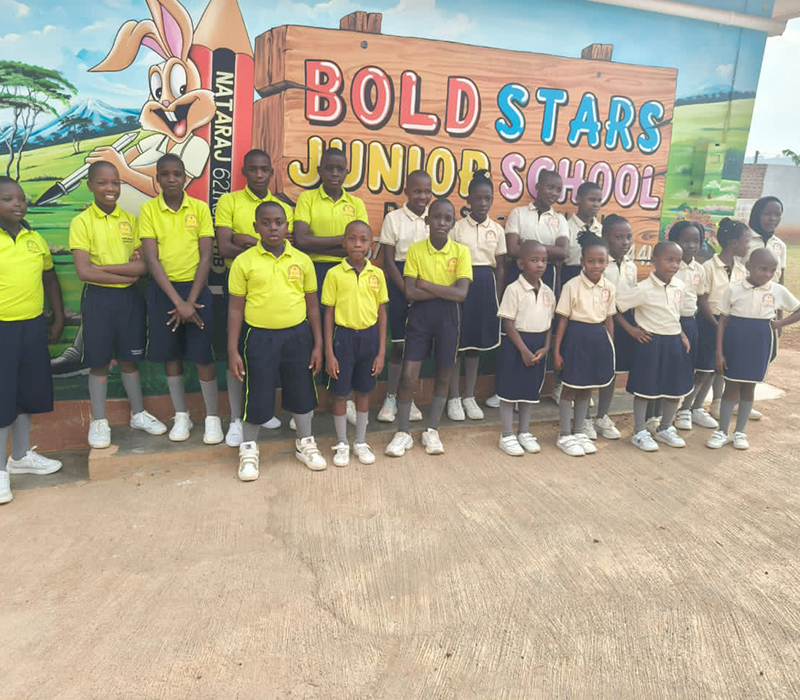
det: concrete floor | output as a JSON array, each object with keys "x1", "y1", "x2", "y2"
[{"x1": 2, "y1": 354, "x2": 800, "y2": 699}]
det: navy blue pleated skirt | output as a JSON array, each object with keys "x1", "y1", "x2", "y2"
[
  {"x1": 614, "y1": 309, "x2": 637, "y2": 373},
  {"x1": 626, "y1": 333, "x2": 694, "y2": 399},
  {"x1": 495, "y1": 331, "x2": 547, "y2": 403},
  {"x1": 459, "y1": 265, "x2": 500, "y2": 351},
  {"x1": 695, "y1": 313, "x2": 718, "y2": 373},
  {"x1": 723, "y1": 316, "x2": 773, "y2": 383},
  {"x1": 680, "y1": 315, "x2": 699, "y2": 370},
  {"x1": 560, "y1": 320, "x2": 615, "y2": 390}
]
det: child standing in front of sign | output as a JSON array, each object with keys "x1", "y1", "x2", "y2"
[
  {"x1": 385, "y1": 198, "x2": 472, "y2": 458},
  {"x1": 564, "y1": 182, "x2": 603, "y2": 287},
  {"x1": 448, "y1": 170, "x2": 506, "y2": 422},
  {"x1": 323, "y1": 221, "x2": 388, "y2": 467},
  {"x1": 377, "y1": 170, "x2": 431, "y2": 425},
  {"x1": 140, "y1": 154, "x2": 223, "y2": 446}
]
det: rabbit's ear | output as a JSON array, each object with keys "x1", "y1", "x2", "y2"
[
  {"x1": 147, "y1": 0, "x2": 194, "y2": 62},
  {"x1": 89, "y1": 19, "x2": 169, "y2": 72}
]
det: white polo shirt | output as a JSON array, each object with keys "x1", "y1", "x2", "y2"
[
  {"x1": 556, "y1": 272, "x2": 616, "y2": 324},
  {"x1": 720, "y1": 280, "x2": 800, "y2": 320},
  {"x1": 451, "y1": 215, "x2": 507, "y2": 268},
  {"x1": 565, "y1": 214, "x2": 601, "y2": 267},
  {"x1": 675, "y1": 259, "x2": 707, "y2": 317},
  {"x1": 379, "y1": 204, "x2": 429, "y2": 262},
  {"x1": 604, "y1": 255, "x2": 638, "y2": 295},
  {"x1": 742, "y1": 232, "x2": 788, "y2": 282},
  {"x1": 617, "y1": 272, "x2": 688, "y2": 335},
  {"x1": 497, "y1": 277, "x2": 556, "y2": 332},
  {"x1": 702, "y1": 254, "x2": 747, "y2": 315},
  {"x1": 505, "y1": 204, "x2": 569, "y2": 249}
]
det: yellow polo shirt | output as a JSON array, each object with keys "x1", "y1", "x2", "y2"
[
  {"x1": 556, "y1": 272, "x2": 616, "y2": 324},
  {"x1": 294, "y1": 185, "x2": 369, "y2": 264},
  {"x1": 321, "y1": 259, "x2": 389, "y2": 330},
  {"x1": 68, "y1": 203, "x2": 139, "y2": 288},
  {"x1": 403, "y1": 237, "x2": 473, "y2": 286},
  {"x1": 139, "y1": 193, "x2": 214, "y2": 283},
  {"x1": 228, "y1": 241, "x2": 316, "y2": 330},
  {"x1": 215, "y1": 187, "x2": 295, "y2": 268},
  {"x1": 0, "y1": 227, "x2": 54, "y2": 321}
]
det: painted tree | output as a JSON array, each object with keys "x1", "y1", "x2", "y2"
[
  {"x1": 61, "y1": 115, "x2": 93, "y2": 154},
  {"x1": 0, "y1": 61, "x2": 77, "y2": 180}
]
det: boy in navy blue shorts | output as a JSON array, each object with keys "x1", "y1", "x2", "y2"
[{"x1": 322, "y1": 221, "x2": 388, "y2": 467}]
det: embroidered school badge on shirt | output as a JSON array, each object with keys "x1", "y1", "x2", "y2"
[
  {"x1": 446, "y1": 257, "x2": 458, "y2": 273},
  {"x1": 287, "y1": 264, "x2": 302, "y2": 281},
  {"x1": 733, "y1": 268, "x2": 745, "y2": 283},
  {"x1": 673, "y1": 290, "x2": 682, "y2": 307},
  {"x1": 26, "y1": 240, "x2": 41, "y2": 254},
  {"x1": 184, "y1": 214, "x2": 199, "y2": 230},
  {"x1": 368, "y1": 274, "x2": 380, "y2": 291},
  {"x1": 601, "y1": 288, "x2": 611, "y2": 303},
  {"x1": 119, "y1": 221, "x2": 133, "y2": 241},
  {"x1": 762, "y1": 293, "x2": 775, "y2": 309},
  {"x1": 485, "y1": 230, "x2": 497, "y2": 243},
  {"x1": 342, "y1": 204, "x2": 356, "y2": 218},
  {"x1": 772, "y1": 242, "x2": 782, "y2": 258}
]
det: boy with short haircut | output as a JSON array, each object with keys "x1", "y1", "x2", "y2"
[
  {"x1": 140, "y1": 154, "x2": 223, "y2": 445},
  {"x1": 69, "y1": 161, "x2": 166, "y2": 448},
  {"x1": 565, "y1": 182, "x2": 603, "y2": 286},
  {"x1": 215, "y1": 149, "x2": 293, "y2": 444},
  {"x1": 228, "y1": 201, "x2": 326, "y2": 479},
  {"x1": 323, "y1": 221, "x2": 388, "y2": 466}
]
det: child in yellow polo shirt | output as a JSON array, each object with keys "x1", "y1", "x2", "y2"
[
  {"x1": 385, "y1": 198, "x2": 472, "y2": 458},
  {"x1": 215, "y1": 149, "x2": 294, "y2": 444},
  {"x1": 322, "y1": 221, "x2": 388, "y2": 467},
  {"x1": 228, "y1": 201, "x2": 326, "y2": 479},
  {"x1": 69, "y1": 161, "x2": 167, "y2": 450},
  {"x1": 0, "y1": 177, "x2": 65, "y2": 504},
  {"x1": 140, "y1": 154, "x2": 222, "y2": 445}
]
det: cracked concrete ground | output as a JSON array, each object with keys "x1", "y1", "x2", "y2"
[{"x1": 2, "y1": 351, "x2": 800, "y2": 700}]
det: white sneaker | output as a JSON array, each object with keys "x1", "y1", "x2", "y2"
[
  {"x1": 498, "y1": 434, "x2": 524, "y2": 456},
  {"x1": 262, "y1": 416, "x2": 281, "y2": 430},
  {"x1": 581, "y1": 421, "x2": 597, "y2": 440},
  {"x1": 237, "y1": 441, "x2": 259, "y2": 481},
  {"x1": 733, "y1": 431, "x2": 750, "y2": 450},
  {"x1": 574, "y1": 433, "x2": 597, "y2": 454},
  {"x1": 645, "y1": 416, "x2": 661, "y2": 435},
  {"x1": 88, "y1": 418, "x2": 111, "y2": 449},
  {"x1": 557, "y1": 434, "x2": 584, "y2": 457},
  {"x1": 691, "y1": 408, "x2": 718, "y2": 429},
  {"x1": 447, "y1": 398, "x2": 465, "y2": 421},
  {"x1": 203, "y1": 416, "x2": 224, "y2": 445},
  {"x1": 130, "y1": 410, "x2": 167, "y2": 436},
  {"x1": 332, "y1": 441, "x2": 350, "y2": 467},
  {"x1": 169, "y1": 412, "x2": 193, "y2": 442},
  {"x1": 385, "y1": 431, "x2": 413, "y2": 457},
  {"x1": 346, "y1": 399, "x2": 357, "y2": 426},
  {"x1": 594, "y1": 415, "x2": 621, "y2": 440},
  {"x1": 551, "y1": 383, "x2": 562, "y2": 405},
  {"x1": 706, "y1": 430, "x2": 730, "y2": 449},
  {"x1": 225, "y1": 418, "x2": 243, "y2": 448},
  {"x1": 409, "y1": 400, "x2": 423, "y2": 422},
  {"x1": 378, "y1": 395, "x2": 397, "y2": 422},
  {"x1": 709, "y1": 399, "x2": 721, "y2": 420},
  {"x1": 655, "y1": 425, "x2": 686, "y2": 448},
  {"x1": 289, "y1": 417, "x2": 296, "y2": 431},
  {"x1": 6, "y1": 448, "x2": 63, "y2": 475},
  {"x1": 0, "y1": 471, "x2": 12, "y2": 504},
  {"x1": 674, "y1": 409, "x2": 693, "y2": 431},
  {"x1": 748, "y1": 408, "x2": 762, "y2": 421},
  {"x1": 421, "y1": 428, "x2": 444, "y2": 455},
  {"x1": 516, "y1": 432, "x2": 541, "y2": 454},
  {"x1": 485, "y1": 394, "x2": 500, "y2": 409},
  {"x1": 631, "y1": 430, "x2": 659, "y2": 452},
  {"x1": 462, "y1": 396, "x2": 484, "y2": 420},
  {"x1": 295, "y1": 436, "x2": 327, "y2": 471},
  {"x1": 353, "y1": 442, "x2": 376, "y2": 465}
]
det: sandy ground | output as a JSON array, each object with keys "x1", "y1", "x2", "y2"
[{"x1": 2, "y1": 354, "x2": 800, "y2": 700}]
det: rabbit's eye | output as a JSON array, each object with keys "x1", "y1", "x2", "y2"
[
  {"x1": 150, "y1": 72, "x2": 163, "y2": 101},
  {"x1": 168, "y1": 64, "x2": 188, "y2": 98}
]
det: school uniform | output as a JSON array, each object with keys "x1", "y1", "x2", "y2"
[
  {"x1": 555, "y1": 272, "x2": 616, "y2": 390},
  {"x1": 322, "y1": 259, "x2": 388, "y2": 397},
  {"x1": 451, "y1": 215, "x2": 506, "y2": 351},
  {"x1": 696, "y1": 254, "x2": 747, "y2": 373},
  {"x1": 564, "y1": 214, "x2": 601, "y2": 285},
  {"x1": 617, "y1": 273, "x2": 694, "y2": 399},
  {"x1": 496, "y1": 277, "x2": 556, "y2": 403},
  {"x1": 0, "y1": 226, "x2": 54, "y2": 428},
  {"x1": 402, "y1": 237, "x2": 472, "y2": 366},
  {"x1": 139, "y1": 193, "x2": 215, "y2": 365},
  {"x1": 719, "y1": 280, "x2": 799, "y2": 383},
  {"x1": 743, "y1": 232, "x2": 787, "y2": 282},
  {"x1": 604, "y1": 255, "x2": 639, "y2": 372},
  {"x1": 378, "y1": 204, "x2": 428, "y2": 343},
  {"x1": 674, "y1": 258, "x2": 707, "y2": 369},
  {"x1": 69, "y1": 203, "x2": 145, "y2": 368},
  {"x1": 504, "y1": 204, "x2": 569, "y2": 290},
  {"x1": 228, "y1": 241, "x2": 318, "y2": 424},
  {"x1": 294, "y1": 184, "x2": 369, "y2": 297}
]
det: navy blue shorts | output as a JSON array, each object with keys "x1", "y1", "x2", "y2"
[
  {"x1": 560, "y1": 319, "x2": 615, "y2": 390},
  {"x1": 80, "y1": 284, "x2": 146, "y2": 368},
  {"x1": 626, "y1": 333, "x2": 694, "y2": 399},
  {"x1": 0, "y1": 316, "x2": 53, "y2": 428},
  {"x1": 680, "y1": 315, "x2": 699, "y2": 370},
  {"x1": 387, "y1": 260, "x2": 409, "y2": 343},
  {"x1": 327, "y1": 324, "x2": 380, "y2": 396},
  {"x1": 459, "y1": 266, "x2": 500, "y2": 351},
  {"x1": 146, "y1": 279, "x2": 214, "y2": 365},
  {"x1": 695, "y1": 313, "x2": 718, "y2": 373},
  {"x1": 723, "y1": 316, "x2": 773, "y2": 384},
  {"x1": 404, "y1": 298, "x2": 460, "y2": 367},
  {"x1": 242, "y1": 322, "x2": 318, "y2": 424},
  {"x1": 495, "y1": 331, "x2": 547, "y2": 403}
]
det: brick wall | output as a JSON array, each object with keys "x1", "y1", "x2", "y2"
[{"x1": 738, "y1": 164, "x2": 767, "y2": 199}]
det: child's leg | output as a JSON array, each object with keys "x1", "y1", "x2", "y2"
[
  {"x1": 429, "y1": 364, "x2": 452, "y2": 429},
  {"x1": 88, "y1": 367, "x2": 109, "y2": 420},
  {"x1": 596, "y1": 377, "x2": 616, "y2": 418},
  {"x1": 658, "y1": 400, "x2": 679, "y2": 431},
  {"x1": 332, "y1": 396, "x2": 348, "y2": 444},
  {"x1": 0, "y1": 426, "x2": 7, "y2": 465},
  {"x1": 692, "y1": 372, "x2": 715, "y2": 409},
  {"x1": 241, "y1": 421, "x2": 260, "y2": 443},
  {"x1": 517, "y1": 403, "x2": 533, "y2": 434},
  {"x1": 645, "y1": 399, "x2": 658, "y2": 420},
  {"x1": 165, "y1": 361, "x2": 187, "y2": 412},
  {"x1": 227, "y1": 369, "x2": 243, "y2": 421},
  {"x1": 354, "y1": 392, "x2": 369, "y2": 444},
  {"x1": 633, "y1": 397, "x2": 648, "y2": 434},
  {"x1": 386, "y1": 343, "x2": 404, "y2": 396},
  {"x1": 712, "y1": 373, "x2": 725, "y2": 401},
  {"x1": 573, "y1": 389, "x2": 590, "y2": 434},
  {"x1": 10, "y1": 414, "x2": 31, "y2": 460},
  {"x1": 396, "y1": 359, "x2": 422, "y2": 433},
  {"x1": 735, "y1": 383, "x2": 756, "y2": 434},
  {"x1": 559, "y1": 386, "x2": 576, "y2": 436},
  {"x1": 718, "y1": 381, "x2": 740, "y2": 434},
  {"x1": 448, "y1": 354, "x2": 461, "y2": 399},
  {"x1": 119, "y1": 362, "x2": 145, "y2": 415},
  {"x1": 197, "y1": 363, "x2": 219, "y2": 417},
  {"x1": 463, "y1": 351, "x2": 480, "y2": 399},
  {"x1": 499, "y1": 400, "x2": 515, "y2": 437},
  {"x1": 293, "y1": 410, "x2": 314, "y2": 439}
]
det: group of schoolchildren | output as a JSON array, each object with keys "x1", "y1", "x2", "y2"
[{"x1": 1, "y1": 146, "x2": 798, "y2": 501}]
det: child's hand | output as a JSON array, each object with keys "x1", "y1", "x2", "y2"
[
  {"x1": 681, "y1": 332, "x2": 690, "y2": 354},
  {"x1": 553, "y1": 352, "x2": 564, "y2": 371},
  {"x1": 716, "y1": 353, "x2": 727, "y2": 375},
  {"x1": 129, "y1": 249, "x2": 142, "y2": 262},
  {"x1": 372, "y1": 354, "x2": 385, "y2": 377},
  {"x1": 169, "y1": 300, "x2": 204, "y2": 330},
  {"x1": 48, "y1": 318, "x2": 64, "y2": 344},
  {"x1": 309, "y1": 345, "x2": 323, "y2": 375},
  {"x1": 531, "y1": 348, "x2": 547, "y2": 365},
  {"x1": 629, "y1": 327, "x2": 652, "y2": 344},
  {"x1": 229, "y1": 353, "x2": 245, "y2": 382},
  {"x1": 326, "y1": 354, "x2": 340, "y2": 379}
]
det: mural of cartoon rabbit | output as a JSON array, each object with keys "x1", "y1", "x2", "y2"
[{"x1": 86, "y1": 0, "x2": 216, "y2": 214}]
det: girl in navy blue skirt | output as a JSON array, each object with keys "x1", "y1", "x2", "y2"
[
  {"x1": 706, "y1": 248, "x2": 800, "y2": 450},
  {"x1": 553, "y1": 231, "x2": 616, "y2": 457}
]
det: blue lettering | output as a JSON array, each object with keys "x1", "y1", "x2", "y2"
[
  {"x1": 495, "y1": 83, "x2": 529, "y2": 143},
  {"x1": 535, "y1": 87, "x2": 568, "y2": 145},
  {"x1": 567, "y1": 92, "x2": 601, "y2": 148}
]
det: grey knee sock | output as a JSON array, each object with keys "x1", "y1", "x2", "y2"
[
  {"x1": 463, "y1": 354, "x2": 480, "y2": 399},
  {"x1": 718, "y1": 399, "x2": 735, "y2": 434},
  {"x1": 633, "y1": 397, "x2": 648, "y2": 434},
  {"x1": 658, "y1": 400, "x2": 678, "y2": 431},
  {"x1": 10, "y1": 414, "x2": 31, "y2": 460},
  {"x1": 397, "y1": 400, "x2": 412, "y2": 433},
  {"x1": 645, "y1": 399, "x2": 658, "y2": 420},
  {"x1": 242, "y1": 422, "x2": 260, "y2": 443},
  {"x1": 387, "y1": 360, "x2": 402, "y2": 396},
  {"x1": 293, "y1": 410, "x2": 314, "y2": 439},
  {"x1": 199, "y1": 379, "x2": 218, "y2": 417},
  {"x1": 334, "y1": 413, "x2": 348, "y2": 443},
  {"x1": 499, "y1": 401, "x2": 515, "y2": 437},
  {"x1": 226, "y1": 369, "x2": 243, "y2": 421},
  {"x1": 121, "y1": 371, "x2": 144, "y2": 415},
  {"x1": 448, "y1": 358, "x2": 461, "y2": 399},
  {"x1": 691, "y1": 373, "x2": 715, "y2": 409},
  {"x1": 654, "y1": 398, "x2": 664, "y2": 418},
  {"x1": 167, "y1": 375, "x2": 187, "y2": 413},
  {"x1": 518, "y1": 403, "x2": 533, "y2": 434},
  {"x1": 735, "y1": 400, "x2": 753, "y2": 434},
  {"x1": 428, "y1": 395, "x2": 448, "y2": 429},
  {"x1": 559, "y1": 399, "x2": 572, "y2": 436},
  {"x1": 88, "y1": 374, "x2": 107, "y2": 420},
  {"x1": 355, "y1": 411, "x2": 368, "y2": 444},
  {"x1": 712, "y1": 373, "x2": 725, "y2": 401},
  {"x1": 597, "y1": 380, "x2": 615, "y2": 419},
  {"x1": 573, "y1": 398, "x2": 589, "y2": 434},
  {"x1": 0, "y1": 426, "x2": 8, "y2": 469}
]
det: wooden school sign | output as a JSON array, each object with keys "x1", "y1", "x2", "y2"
[{"x1": 252, "y1": 17, "x2": 677, "y2": 266}]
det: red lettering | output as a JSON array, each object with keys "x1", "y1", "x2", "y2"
[
  {"x1": 398, "y1": 70, "x2": 439, "y2": 134},
  {"x1": 351, "y1": 66, "x2": 393, "y2": 129},
  {"x1": 445, "y1": 77, "x2": 480, "y2": 137},
  {"x1": 304, "y1": 60, "x2": 345, "y2": 125}
]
